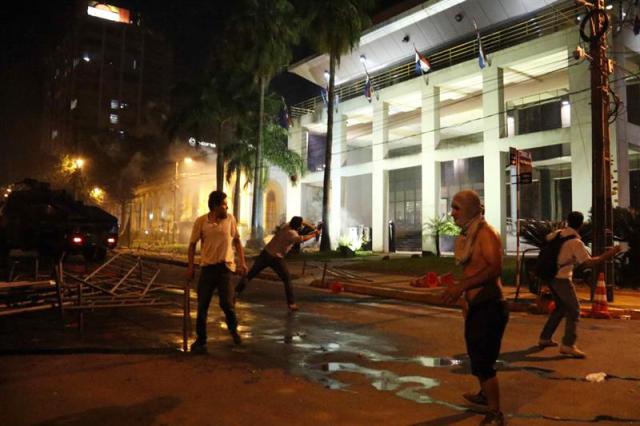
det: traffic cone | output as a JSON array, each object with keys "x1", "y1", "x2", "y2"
[{"x1": 591, "y1": 272, "x2": 611, "y2": 319}]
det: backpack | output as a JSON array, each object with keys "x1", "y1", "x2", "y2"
[{"x1": 535, "y1": 233, "x2": 576, "y2": 282}]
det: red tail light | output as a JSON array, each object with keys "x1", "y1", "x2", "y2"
[
  {"x1": 72, "y1": 236, "x2": 84, "y2": 245},
  {"x1": 107, "y1": 237, "x2": 116, "y2": 244}
]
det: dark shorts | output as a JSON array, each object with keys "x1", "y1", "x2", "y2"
[{"x1": 464, "y1": 299, "x2": 509, "y2": 381}]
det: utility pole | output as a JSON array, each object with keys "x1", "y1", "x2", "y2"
[{"x1": 576, "y1": 0, "x2": 614, "y2": 300}]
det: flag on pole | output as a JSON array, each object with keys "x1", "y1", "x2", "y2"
[
  {"x1": 278, "y1": 97, "x2": 292, "y2": 129},
  {"x1": 364, "y1": 75, "x2": 374, "y2": 102},
  {"x1": 473, "y1": 19, "x2": 488, "y2": 69},
  {"x1": 320, "y1": 86, "x2": 328, "y2": 107},
  {"x1": 414, "y1": 48, "x2": 431, "y2": 74}
]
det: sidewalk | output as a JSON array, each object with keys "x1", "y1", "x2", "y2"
[{"x1": 125, "y1": 249, "x2": 640, "y2": 320}]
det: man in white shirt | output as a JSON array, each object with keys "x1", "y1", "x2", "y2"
[
  {"x1": 538, "y1": 211, "x2": 620, "y2": 358},
  {"x1": 236, "y1": 216, "x2": 320, "y2": 311},
  {"x1": 187, "y1": 191, "x2": 247, "y2": 350}
]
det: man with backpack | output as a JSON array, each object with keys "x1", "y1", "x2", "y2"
[{"x1": 537, "y1": 211, "x2": 620, "y2": 358}]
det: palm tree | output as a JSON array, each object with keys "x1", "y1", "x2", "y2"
[
  {"x1": 166, "y1": 73, "x2": 250, "y2": 190},
  {"x1": 298, "y1": 0, "x2": 373, "y2": 251},
  {"x1": 225, "y1": 0, "x2": 300, "y2": 246},
  {"x1": 224, "y1": 95, "x2": 305, "y2": 222}
]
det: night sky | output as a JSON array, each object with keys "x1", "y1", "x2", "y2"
[{"x1": 0, "y1": 0, "x2": 413, "y2": 186}]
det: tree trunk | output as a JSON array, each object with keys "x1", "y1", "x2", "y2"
[
  {"x1": 233, "y1": 166, "x2": 241, "y2": 219},
  {"x1": 320, "y1": 52, "x2": 336, "y2": 251},
  {"x1": 249, "y1": 77, "x2": 266, "y2": 247},
  {"x1": 216, "y1": 122, "x2": 225, "y2": 191}
]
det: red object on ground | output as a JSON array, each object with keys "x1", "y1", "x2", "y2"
[
  {"x1": 591, "y1": 272, "x2": 611, "y2": 319},
  {"x1": 439, "y1": 273, "x2": 454, "y2": 287},
  {"x1": 425, "y1": 272, "x2": 439, "y2": 288},
  {"x1": 330, "y1": 281, "x2": 344, "y2": 293}
]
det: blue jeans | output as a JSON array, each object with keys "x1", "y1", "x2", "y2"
[
  {"x1": 540, "y1": 278, "x2": 580, "y2": 346},
  {"x1": 238, "y1": 250, "x2": 294, "y2": 305}
]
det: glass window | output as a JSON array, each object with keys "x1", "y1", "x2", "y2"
[
  {"x1": 627, "y1": 84, "x2": 640, "y2": 126},
  {"x1": 110, "y1": 114, "x2": 119, "y2": 124}
]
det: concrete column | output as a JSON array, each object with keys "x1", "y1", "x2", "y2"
[
  {"x1": 329, "y1": 115, "x2": 347, "y2": 247},
  {"x1": 286, "y1": 126, "x2": 304, "y2": 220},
  {"x1": 372, "y1": 102, "x2": 389, "y2": 251},
  {"x1": 539, "y1": 169, "x2": 552, "y2": 219},
  {"x1": 421, "y1": 84, "x2": 441, "y2": 253},
  {"x1": 482, "y1": 66, "x2": 507, "y2": 244},
  {"x1": 568, "y1": 54, "x2": 592, "y2": 214}
]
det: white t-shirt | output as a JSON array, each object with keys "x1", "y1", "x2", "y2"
[
  {"x1": 189, "y1": 213, "x2": 239, "y2": 271},
  {"x1": 264, "y1": 224, "x2": 303, "y2": 258},
  {"x1": 546, "y1": 228, "x2": 591, "y2": 280}
]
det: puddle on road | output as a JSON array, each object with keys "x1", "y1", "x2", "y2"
[{"x1": 231, "y1": 303, "x2": 640, "y2": 423}]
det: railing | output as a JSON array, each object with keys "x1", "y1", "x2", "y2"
[{"x1": 291, "y1": 0, "x2": 580, "y2": 118}]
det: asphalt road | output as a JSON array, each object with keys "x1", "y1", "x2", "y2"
[{"x1": 1, "y1": 262, "x2": 639, "y2": 425}]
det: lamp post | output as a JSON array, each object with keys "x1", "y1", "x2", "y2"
[
  {"x1": 173, "y1": 157, "x2": 193, "y2": 243},
  {"x1": 72, "y1": 158, "x2": 85, "y2": 200}
]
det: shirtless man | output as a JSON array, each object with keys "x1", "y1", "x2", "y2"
[{"x1": 442, "y1": 190, "x2": 508, "y2": 426}]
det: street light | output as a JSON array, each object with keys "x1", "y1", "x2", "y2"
[
  {"x1": 89, "y1": 186, "x2": 105, "y2": 203},
  {"x1": 72, "y1": 157, "x2": 85, "y2": 200},
  {"x1": 173, "y1": 157, "x2": 193, "y2": 243}
]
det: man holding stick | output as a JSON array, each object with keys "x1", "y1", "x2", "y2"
[{"x1": 187, "y1": 190, "x2": 247, "y2": 350}]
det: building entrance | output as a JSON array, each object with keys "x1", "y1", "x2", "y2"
[{"x1": 388, "y1": 167, "x2": 421, "y2": 251}]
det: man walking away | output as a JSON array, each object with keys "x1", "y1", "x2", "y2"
[
  {"x1": 236, "y1": 216, "x2": 320, "y2": 312},
  {"x1": 442, "y1": 190, "x2": 508, "y2": 426},
  {"x1": 187, "y1": 191, "x2": 247, "y2": 350},
  {"x1": 538, "y1": 211, "x2": 619, "y2": 358}
]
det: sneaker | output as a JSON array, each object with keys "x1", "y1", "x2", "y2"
[
  {"x1": 190, "y1": 338, "x2": 207, "y2": 352},
  {"x1": 288, "y1": 303, "x2": 299, "y2": 312},
  {"x1": 538, "y1": 339, "x2": 559, "y2": 348},
  {"x1": 480, "y1": 410, "x2": 505, "y2": 425},
  {"x1": 560, "y1": 345, "x2": 586, "y2": 358},
  {"x1": 230, "y1": 331, "x2": 242, "y2": 345},
  {"x1": 463, "y1": 391, "x2": 488, "y2": 406}
]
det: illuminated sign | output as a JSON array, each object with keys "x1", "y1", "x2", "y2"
[
  {"x1": 87, "y1": 2, "x2": 131, "y2": 24},
  {"x1": 188, "y1": 137, "x2": 216, "y2": 149}
]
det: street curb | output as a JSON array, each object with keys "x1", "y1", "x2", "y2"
[
  {"x1": 134, "y1": 253, "x2": 299, "y2": 282},
  {"x1": 309, "y1": 279, "x2": 640, "y2": 319},
  {"x1": 128, "y1": 251, "x2": 640, "y2": 320}
]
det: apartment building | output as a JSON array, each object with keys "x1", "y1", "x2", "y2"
[{"x1": 285, "y1": 0, "x2": 640, "y2": 252}]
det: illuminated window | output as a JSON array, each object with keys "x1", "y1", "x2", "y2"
[
  {"x1": 51, "y1": 130, "x2": 58, "y2": 140},
  {"x1": 132, "y1": 59, "x2": 137, "y2": 70},
  {"x1": 110, "y1": 114, "x2": 119, "y2": 124},
  {"x1": 70, "y1": 99, "x2": 78, "y2": 110},
  {"x1": 111, "y1": 99, "x2": 119, "y2": 109}
]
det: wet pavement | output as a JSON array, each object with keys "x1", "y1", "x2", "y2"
[{"x1": 1, "y1": 261, "x2": 640, "y2": 425}]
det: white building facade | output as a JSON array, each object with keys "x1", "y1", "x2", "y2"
[{"x1": 285, "y1": 0, "x2": 640, "y2": 252}]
